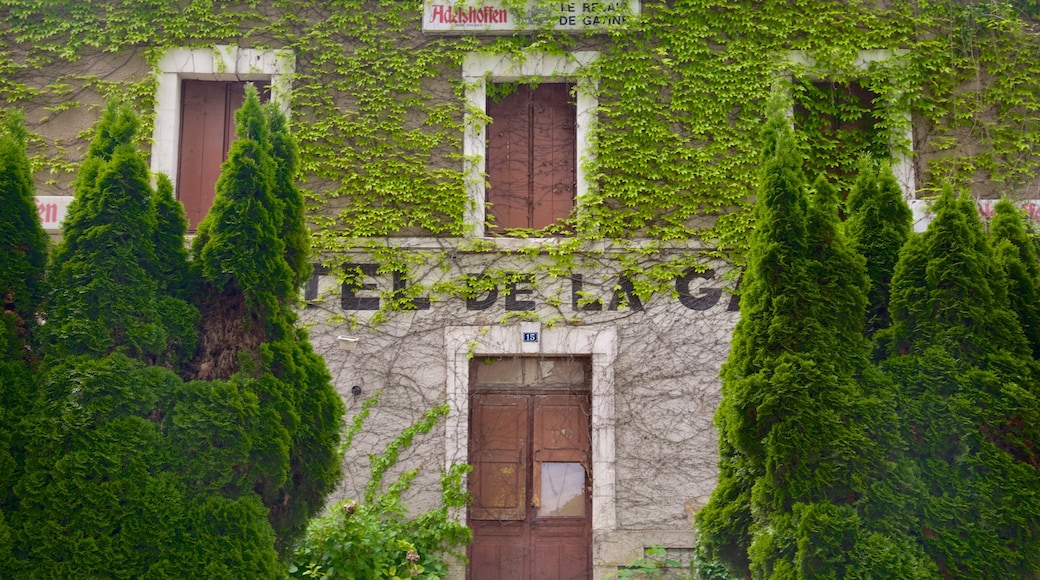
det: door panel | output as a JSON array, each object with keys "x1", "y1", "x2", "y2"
[
  {"x1": 179, "y1": 80, "x2": 229, "y2": 229},
  {"x1": 470, "y1": 395, "x2": 527, "y2": 521},
  {"x1": 532, "y1": 537, "x2": 589, "y2": 580},
  {"x1": 530, "y1": 84, "x2": 576, "y2": 231},
  {"x1": 471, "y1": 535, "x2": 526, "y2": 580},
  {"x1": 469, "y1": 390, "x2": 591, "y2": 580}
]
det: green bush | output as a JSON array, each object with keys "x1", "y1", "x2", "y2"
[{"x1": 290, "y1": 398, "x2": 471, "y2": 579}]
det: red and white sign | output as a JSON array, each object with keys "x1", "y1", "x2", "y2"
[
  {"x1": 423, "y1": 1, "x2": 639, "y2": 34},
  {"x1": 34, "y1": 196, "x2": 71, "y2": 232}
]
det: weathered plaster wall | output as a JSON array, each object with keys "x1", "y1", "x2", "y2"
[{"x1": 299, "y1": 247, "x2": 739, "y2": 577}]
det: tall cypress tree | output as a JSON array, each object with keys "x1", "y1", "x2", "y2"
[
  {"x1": 0, "y1": 111, "x2": 47, "y2": 360},
  {"x1": 0, "y1": 110, "x2": 48, "y2": 576},
  {"x1": 152, "y1": 173, "x2": 190, "y2": 299},
  {"x1": 880, "y1": 187, "x2": 1040, "y2": 577},
  {"x1": 48, "y1": 102, "x2": 139, "y2": 270},
  {"x1": 697, "y1": 101, "x2": 933, "y2": 578},
  {"x1": 14, "y1": 103, "x2": 283, "y2": 577},
  {"x1": 989, "y1": 198, "x2": 1040, "y2": 358},
  {"x1": 266, "y1": 103, "x2": 312, "y2": 291},
  {"x1": 845, "y1": 159, "x2": 912, "y2": 340},
  {"x1": 42, "y1": 102, "x2": 173, "y2": 361},
  {"x1": 697, "y1": 100, "x2": 812, "y2": 575},
  {"x1": 190, "y1": 84, "x2": 344, "y2": 550},
  {"x1": 7, "y1": 100, "x2": 330, "y2": 577}
]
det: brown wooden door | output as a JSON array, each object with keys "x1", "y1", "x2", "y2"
[
  {"x1": 485, "y1": 83, "x2": 576, "y2": 233},
  {"x1": 468, "y1": 392, "x2": 591, "y2": 580}
]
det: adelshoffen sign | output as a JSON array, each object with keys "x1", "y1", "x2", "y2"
[{"x1": 423, "y1": 1, "x2": 640, "y2": 34}]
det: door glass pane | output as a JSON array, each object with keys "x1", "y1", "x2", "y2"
[{"x1": 538, "y1": 462, "x2": 585, "y2": 517}]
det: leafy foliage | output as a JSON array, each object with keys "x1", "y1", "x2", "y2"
[
  {"x1": 845, "y1": 159, "x2": 913, "y2": 340},
  {"x1": 290, "y1": 397, "x2": 471, "y2": 579},
  {"x1": 4, "y1": 1, "x2": 1040, "y2": 321},
  {"x1": 42, "y1": 102, "x2": 196, "y2": 364},
  {"x1": 989, "y1": 198, "x2": 1040, "y2": 358},
  {"x1": 13, "y1": 353, "x2": 284, "y2": 578},
  {"x1": 0, "y1": 109, "x2": 47, "y2": 577},
  {"x1": 189, "y1": 84, "x2": 346, "y2": 550}
]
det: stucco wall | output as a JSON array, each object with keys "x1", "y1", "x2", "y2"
[{"x1": 300, "y1": 247, "x2": 739, "y2": 576}]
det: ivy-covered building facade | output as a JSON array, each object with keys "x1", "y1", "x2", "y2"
[{"x1": 8, "y1": 1, "x2": 1040, "y2": 577}]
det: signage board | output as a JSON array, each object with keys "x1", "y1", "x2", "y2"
[
  {"x1": 423, "y1": 0, "x2": 640, "y2": 34},
  {"x1": 34, "y1": 196, "x2": 72, "y2": 232}
]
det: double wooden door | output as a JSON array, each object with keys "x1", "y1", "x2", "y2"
[{"x1": 468, "y1": 391, "x2": 592, "y2": 580}]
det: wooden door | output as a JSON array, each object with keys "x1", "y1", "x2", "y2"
[{"x1": 468, "y1": 391, "x2": 591, "y2": 580}]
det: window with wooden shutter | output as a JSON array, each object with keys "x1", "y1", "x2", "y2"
[
  {"x1": 176, "y1": 80, "x2": 270, "y2": 230},
  {"x1": 485, "y1": 83, "x2": 576, "y2": 234}
]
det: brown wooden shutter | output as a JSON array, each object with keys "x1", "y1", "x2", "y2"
[
  {"x1": 177, "y1": 80, "x2": 270, "y2": 230},
  {"x1": 486, "y1": 83, "x2": 576, "y2": 233}
]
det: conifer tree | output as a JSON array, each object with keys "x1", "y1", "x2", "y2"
[
  {"x1": 0, "y1": 111, "x2": 47, "y2": 360},
  {"x1": 194, "y1": 84, "x2": 293, "y2": 330},
  {"x1": 10, "y1": 102, "x2": 306, "y2": 577},
  {"x1": 266, "y1": 103, "x2": 312, "y2": 290},
  {"x1": 13, "y1": 350, "x2": 286, "y2": 578},
  {"x1": 48, "y1": 102, "x2": 139, "y2": 270},
  {"x1": 696, "y1": 101, "x2": 933, "y2": 579},
  {"x1": 989, "y1": 198, "x2": 1040, "y2": 358},
  {"x1": 42, "y1": 103, "x2": 176, "y2": 361},
  {"x1": 845, "y1": 159, "x2": 912, "y2": 340},
  {"x1": 0, "y1": 110, "x2": 48, "y2": 576},
  {"x1": 697, "y1": 100, "x2": 812, "y2": 575},
  {"x1": 880, "y1": 187, "x2": 1040, "y2": 577},
  {"x1": 152, "y1": 173, "x2": 190, "y2": 299},
  {"x1": 189, "y1": 84, "x2": 344, "y2": 550}
]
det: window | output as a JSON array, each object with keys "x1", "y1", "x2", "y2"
[
  {"x1": 485, "y1": 83, "x2": 577, "y2": 233},
  {"x1": 785, "y1": 50, "x2": 914, "y2": 196},
  {"x1": 463, "y1": 52, "x2": 597, "y2": 238},
  {"x1": 793, "y1": 79, "x2": 888, "y2": 186},
  {"x1": 177, "y1": 80, "x2": 270, "y2": 228},
  {"x1": 150, "y1": 46, "x2": 294, "y2": 230}
]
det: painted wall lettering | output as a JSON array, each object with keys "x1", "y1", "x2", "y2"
[
  {"x1": 506, "y1": 275, "x2": 536, "y2": 311},
  {"x1": 334, "y1": 262, "x2": 736, "y2": 313},
  {"x1": 393, "y1": 271, "x2": 431, "y2": 310},
  {"x1": 466, "y1": 273, "x2": 499, "y2": 310},
  {"x1": 33, "y1": 196, "x2": 72, "y2": 231},
  {"x1": 607, "y1": 276, "x2": 643, "y2": 311},
  {"x1": 341, "y1": 263, "x2": 380, "y2": 310},
  {"x1": 676, "y1": 268, "x2": 722, "y2": 311},
  {"x1": 571, "y1": 274, "x2": 603, "y2": 311}
]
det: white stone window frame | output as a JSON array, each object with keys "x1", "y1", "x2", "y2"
[
  {"x1": 149, "y1": 45, "x2": 295, "y2": 192},
  {"x1": 444, "y1": 322, "x2": 617, "y2": 531},
  {"x1": 462, "y1": 51, "x2": 599, "y2": 238},
  {"x1": 785, "y1": 50, "x2": 915, "y2": 197}
]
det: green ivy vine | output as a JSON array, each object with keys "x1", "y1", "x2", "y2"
[{"x1": 3, "y1": 0, "x2": 1040, "y2": 319}]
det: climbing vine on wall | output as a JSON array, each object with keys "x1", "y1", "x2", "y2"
[{"x1": 3, "y1": 0, "x2": 1040, "y2": 317}]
